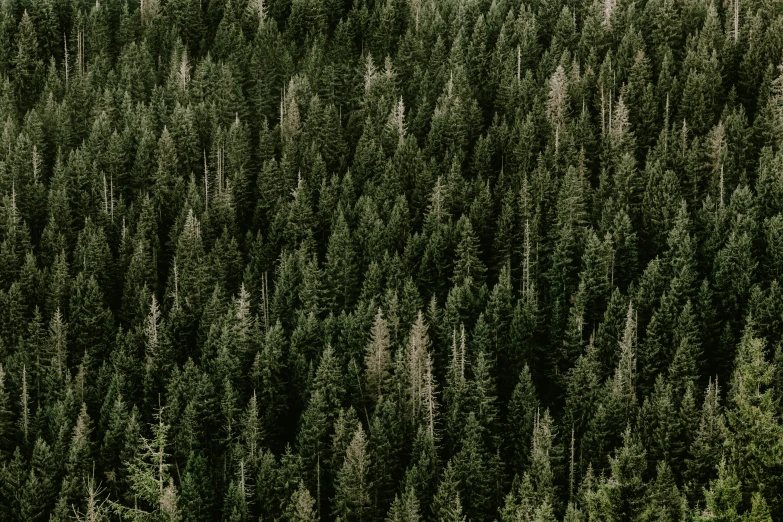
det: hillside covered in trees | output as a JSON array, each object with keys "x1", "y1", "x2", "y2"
[{"x1": 2, "y1": 0, "x2": 783, "y2": 519}]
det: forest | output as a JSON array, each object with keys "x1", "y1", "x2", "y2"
[{"x1": 0, "y1": 0, "x2": 782, "y2": 519}]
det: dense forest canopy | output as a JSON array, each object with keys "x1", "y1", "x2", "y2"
[{"x1": 1, "y1": 0, "x2": 783, "y2": 519}]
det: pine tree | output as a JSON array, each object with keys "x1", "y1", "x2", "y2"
[
  {"x1": 726, "y1": 325, "x2": 783, "y2": 500},
  {"x1": 332, "y1": 422, "x2": 372, "y2": 522},
  {"x1": 546, "y1": 65, "x2": 569, "y2": 154},
  {"x1": 606, "y1": 426, "x2": 646, "y2": 519},
  {"x1": 297, "y1": 387, "x2": 332, "y2": 493},
  {"x1": 112, "y1": 407, "x2": 179, "y2": 521},
  {"x1": 386, "y1": 486, "x2": 420, "y2": 522},
  {"x1": 240, "y1": 391, "x2": 264, "y2": 469},
  {"x1": 468, "y1": 338, "x2": 499, "y2": 435},
  {"x1": 638, "y1": 375, "x2": 684, "y2": 467},
  {"x1": 71, "y1": 472, "x2": 110, "y2": 522},
  {"x1": 402, "y1": 427, "x2": 437, "y2": 508},
  {"x1": 452, "y1": 216, "x2": 486, "y2": 290},
  {"x1": 253, "y1": 320, "x2": 287, "y2": 437},
  {"x1": 696, "y1": 459, "x2": 741, "y2": 522},
  {"x1": 668, "y1": 300, "x2": 701, "y2": 395},
  {"x1": 610, "y1": 302, "x2": 638, "y2": 426},
  {"x1": 0, "y1": 446, "x2": 26, "y2": 520},
  {"x1": 286, "y1": 481, "x2": 318, "y2": 522},
  {"x1": 169, "y1": 208, "x2": 208, "y2": 345},
  {"x1": 368, "y1": 396, "x2": 403, "y2": 516},
  {"x1": 325, "y1": 210, "x2": 359, "y2": 312},
  {"x1": 432, "y1": 462, "x2": 467, "y2": 522},
  {"x1": 222, "y1": 479, "x2": 250, "y2": 522},
  {"x1": 19, "y1": 363, "x2": 30, "y2": 445},
  {"x1": 180, "y1": 452, "x2": 214, "y2": 522},
  {"x1": 0, "y1": 363, "x2": 12, "y2": 451},
  {"x1": 500, "y1": 472, "x2": 537, "y2": 522},
  {"x1": 365, "y1": 308, "x2": 392, "y2": 402},
  {"x1": 530, "y1": 408, "x2": 558, "y2": 510},
  {"x1": 638, "y1": 461, "x2": 685, "y2": 522},
  {"x1": 142, "y1": 294, "x2": 171, "y2": 406},
  {"x1": 713, "y1": 223, "x2": 757, "y2": 325},
  {"x1": 69, "y1": 272, "x2": 113, "y2": 368},
  {"x1": 284, "y1": 173, "x2": 316, "y2": 251},
  {"x1": 486, "y1": 264, "x2": 515, "y2": 392},
  {"x1": 57, "y1": 403, "x2": 94, "y2": 510},
  {"x1": 22, "y1": 437, "x2": 57, "y2": 521},
  {"x1": 403, "y1": 311, "x2": 432, "y2": 429},
  {"x1": 564, "y1": 335, "x2": 602, "y2": 443},
  {"x1": 12, "y1": 11, "x2": 43, "y2": 112},
  {"x1": 745, "y1": 492, "x2": 773, "y2": 522},
  {"x1": 100, "y1": 379, "x2": 131, "y2": 489},
  {"x1": 451, "y1": 412, "x2": 501, "y2": 522}
]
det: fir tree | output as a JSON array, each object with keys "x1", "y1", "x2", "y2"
[
  {"x1": 365, "y1": 308, "x2": 392, "y2": 402},
  {"x1": 332, "y1": 422, "x2": 372, "y2": 522},
  {"x1": 432, "y1": 462, "x2": 467, "y2": 522},
  {"x1": 696, "y1": 459, "x2": 741, "y2": 522},
  {"x1": 112, "y1": 407, "x2": 179, "y2": 521},
  {"x1": 0, "y1": 363, "x2": 12, "y2": 451},
  {"x1": 726, "y1": 325, "x2": 783, "y2": 501},
  {"x1": 286, "y1": 481, "x2": 318, "y2": 522}
]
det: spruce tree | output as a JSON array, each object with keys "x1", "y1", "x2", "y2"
[
  {"x1": 726, "y1": 325, "x2": 782, "y2": 502},
  {"x1": 432, "y1": 462, "x2": 467, "y2": 522},
  {"x1": 0, "y1": 363, "x2": 12, "y2": 451},
  {"x1": 365, "y1": 308, "x2": 392, "y2": 402},
  {"x1": 696, "y1": 459, "x2": 741, "y2": 522},
  {"x1": 286, "y1": 481, "x2": 318, "y2": 522},
  {"x1": 12, "y1": 11, "x2": 43, "y2": 113},
  {"x1": 112, "y1": 407, "x2": 179, "y2": 521},
  {"x1": 325, "y1": 210, "x2": 359, "y2": 312},
  {"x1": 332, "y1": 422, "x2": 372, "y2": 522}
]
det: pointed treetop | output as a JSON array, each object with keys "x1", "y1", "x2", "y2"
[
  {"x1": 387, "y1": 96, "x2": 407, "y2": 144},
  {"x1": 247, "y1": 0, "x2": 268, "y2": 26},
  {"x1": 426, "y1": 176, "x2": 449, "y2": 223},
  {"x1": 364, "y1": 54, "x2": 378, "y2": 93},
  {"x1": 612, "y1": 301, "x2": 636, "y2": 406}
]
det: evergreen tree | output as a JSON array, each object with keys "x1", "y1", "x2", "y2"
[
  {"x1": 69, "y1": 272, "x2": 113, "y2": 368},
  {"x1": 53, "y1": 403, "x2": 94, "y2": 516},
  {"x1": 745, "y1": 492, "x2": 773, "y2": 522},
  {"x1": 696, "y1": 459, "x2": 741, "y2": 522},
  {"x1": 402, "y1": 426, "x2": 438, "y2": 511},
  {"x1": 286, "y1": 481, "x2": 318, "y2": 522},
  {"x1": 71, "y1": 473, "x2": 110, "y2": 522},
  {"x1": 12, "y1": 11, "x2": 43, "y2": 113},
  {"x1": 432, "y1": 462, "x2": 467, "y2": 522},
  {"x1": 0, "y1": 363, "x2": 12, "y2": 451},
  {"x1": 452, "y1": 216, "x2": 486, "y2": 290},
  {"x1": 605, "y1": 427, "x2": 647, "y2": 520},
  {"x1": 180, "y1": 452, "x2": 215, "y2": 522},
  {"x1": 386, "y1": 487, "x2": 420, "y2": 522},
  {"x1": 365, "y1": 308, "x2": 392, "y2": 402},
  {"x1": 332, "y1": 422, "x2": 372, "y2": 522},
  {"x1": 726, "y1": 325, "x2": 782, "y2": 503},
  {"x1": 686, "y1": 378, "x2": 728, "y2": 497},
  {"x1": 222, "y1": 479, "x2": 250, "y2": 522},
  {"x1": 0, "y1": 0, "x2": 782, "y2": 519},
  {"x1": 325, "y1": 210, "x2": 358, "y2": 312},
  {"x1": 639, "y1": 461, "x2": 685, "y2": 522},
  {"x1": 112, "y1": 407, "x2": 179, "y2": 521},
  {"x1": 451, "y1": 411, "x2": 502, "y2": 522}
]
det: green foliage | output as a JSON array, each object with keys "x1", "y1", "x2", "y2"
[
  {"x1": 1, "y1": 1, "x2": 783, "y2": 520},
  {"x1": 332, "y1": 422, "x2": 372, "y2": 522},
  {"x1": 726, "y1": 324, "x2": 783, "y2": 503},
  {"x1": 112, "y1": 407, "x2": 179, "y2": 521},
  {"x1": 286, "y1": 481, "x2": 318, "y2": 522}
]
